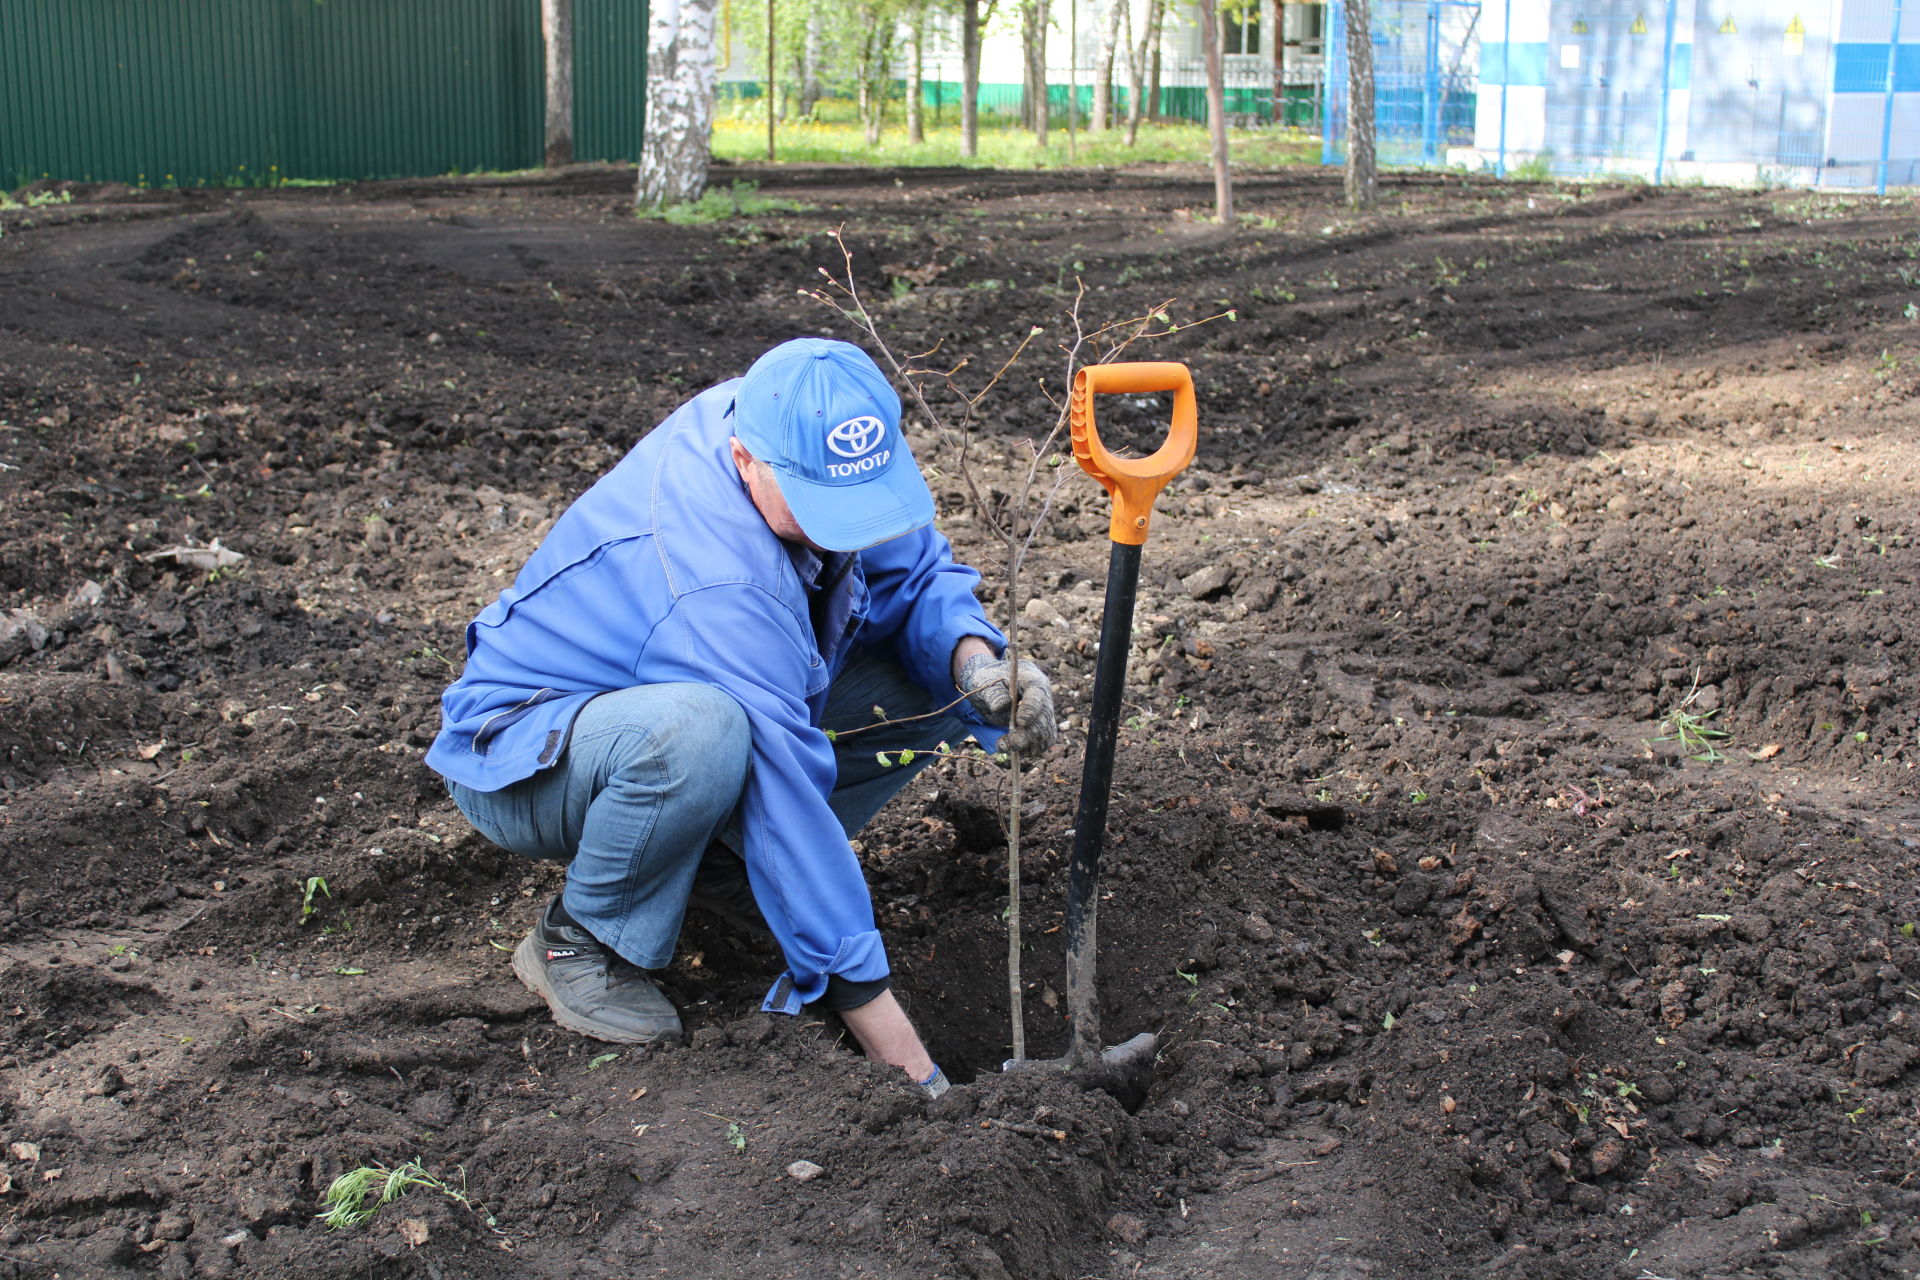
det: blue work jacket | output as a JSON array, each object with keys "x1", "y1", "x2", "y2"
[{"x1": 425, "y1": 379, "x2": 1004, "y2": 1011}]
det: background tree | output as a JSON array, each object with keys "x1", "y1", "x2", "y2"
[
  {"x1": 1270, "y1": 0, "x2": 1286, "y2": 125},
  {"x1": 1020, "y1": 0, "x2": 1051, "y2": 148},
  {"x1": 852, "y1": 0, "x2": 902, "y2": 145},
  {"x1": 1197, "y1": 0, "x2": 1231, "y2": 222},
  {"x1": 1122, "y1": 0, "x2": 1166, "y2": 144},
  {"x1": 637, "y1": 0, "x2": 719, "y2": 208},
  {"x1": 958, "y1": 0, "x2": 999, "y2": 156},
  {"x1": 1090, "y1": 0, "x2": 1122, "y2": 131},
  {"x1": 543, "y1": 0, "x2": 573, "y2": 169},
  {"x1": 906, "y1": 6, "x2": 928, "y2": 143},
  {"x1": 1342, "y1": 0, "x2": 1376, "y2": 209}
]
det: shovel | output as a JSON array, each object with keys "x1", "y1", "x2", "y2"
[{"x1": 1005, "y1": 361, "x2": 1197, "y2": 1108}]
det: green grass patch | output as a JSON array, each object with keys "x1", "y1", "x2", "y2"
[
  {"x1": 712, "y1": 100, "x2": 1321, "y2": 170},
  {"x1": 638, "y1": 179, "x2": 812, "y2": 223}
]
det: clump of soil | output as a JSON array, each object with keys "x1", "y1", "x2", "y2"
[{"x1": 0, "y1": 164, "x2": 1915, "y2": 1279}]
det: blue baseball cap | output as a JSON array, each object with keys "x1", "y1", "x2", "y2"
[{"x1": 734, "y1": 338, "x2": 935, "y2": 552}]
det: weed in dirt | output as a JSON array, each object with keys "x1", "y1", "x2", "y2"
[
  {"x1": 319, "y1": 1159, "x2": 493, "y2": 1230},
  {"x1": 298, "y1": 875, "x2": 330, "y2": 924},
  {"x1": 640, "y1": 181, "x2": 810, "y2": 225},
  {"x1": 1650, "y1": 679, "x2": 1733, "y2": 763}
]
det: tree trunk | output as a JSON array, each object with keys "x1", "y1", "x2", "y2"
[
  {"x1": 1270, "y1": 0, "x2": 1285, "y2": 125},
  {"x1": 800, "y1": 9, "x2": 823, "y2": 117},
  {"x1": 765, "y1": 0, "x2": 776, "y2": 158},
  {"x1": 1123, "y1": 0, "x2": 1144, "y2": 144},
  {"x1": 856, "y1": 9, "x2": 893, "y2": 147},
  {"x1": 1342, "y1": 0, "x2": 1376, "y2": 210},
  {"x1": 1022, "y1": 0, "x2": 1049, "y2": 147},
  {"x1": 1198, "y1": 0, "x2": 1231, "y2": 224},
  {"x1": 637, "y1": 0, "x2": 719, "y2": 209},
  {"x1": 1146, "y1": 0, "x2": 1164, "y2": 123},
  {"x1": 907, "y1": 13, "x2": 925, "y2": 144},
  {"x1": 1092, "y1": 0, "x2": 1121, "y2": 131},
  {"x1": 961, "y1": 0, "x2": 984, "y2": 156},
  {"x1": 543, "y1": 0, "x2": 573, "y2": 169}
]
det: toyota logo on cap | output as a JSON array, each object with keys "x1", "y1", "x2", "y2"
[{"x1": 826, "y1": 415, "x2": 887, "y2": 459}]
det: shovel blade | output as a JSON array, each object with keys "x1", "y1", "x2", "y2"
[{"x1": 1000, "y1": 1031, "x2": 1158, "y2": 1112}]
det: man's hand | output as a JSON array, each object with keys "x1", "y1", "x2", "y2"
[{"x1": 957, "y1": 649, "x2": 1057, "y2": 756}]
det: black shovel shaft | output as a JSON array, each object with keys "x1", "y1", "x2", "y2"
[{"x1": 1064, "y1": 539, "x2": 1143, "y2": 1063}]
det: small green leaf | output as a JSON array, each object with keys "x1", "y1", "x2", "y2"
[
  {"x1": 334, "y1": 967, "x2": 367, "y2": 976},
  {"x1": 1382, "y1": 1011, "x2": 1397, "y2": 1031},
  {"x1": 587, "y1": 1052, "x2": 619, "y2": 1071},
  {"x1": 874, "y1": 751, "x2": 893, "y2": 767},
  {"x1": 897, "y1": 749, "x2": 915, "y2": 765},
  {"x1": 1695, "y1": 913, "x2": 1732, "y2": 921}
]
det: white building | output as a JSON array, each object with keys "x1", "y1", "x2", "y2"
[{"x1": 1471, "y1": 0, "x2": 1919, "y2": 188}]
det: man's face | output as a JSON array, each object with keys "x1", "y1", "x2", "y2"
[{"x1": 730, "y1": 437, "x2": 826, "y2": 551}]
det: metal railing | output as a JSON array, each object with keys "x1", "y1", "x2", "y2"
[{"x1": 1331, "y1": 0, "x2": 1920, "y2": 194}]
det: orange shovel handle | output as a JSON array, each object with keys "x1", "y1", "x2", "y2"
[{"x1": 1069, "y1": 362, "x2": 1198, "y2": 546}]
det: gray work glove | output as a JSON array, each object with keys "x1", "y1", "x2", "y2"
[{"x1": 958, "y1": 651, "x2": 1057, "y2": 756}]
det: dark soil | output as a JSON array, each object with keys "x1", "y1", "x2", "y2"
[{"x1": 1, "y1": 162, "x2": 1917, "y2": 1280}]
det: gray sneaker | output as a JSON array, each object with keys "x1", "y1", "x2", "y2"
[{"x1": 512, "y1": 898, "x2": 683, "y2": 1045}]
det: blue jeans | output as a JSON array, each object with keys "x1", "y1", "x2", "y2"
[{"x1": 448, "y1": 652, "x2": 969, "y2": 969}]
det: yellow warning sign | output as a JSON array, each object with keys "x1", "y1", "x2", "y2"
[
  {"x1": 1631, "y1": 14, "x2": 1648, "y2": 34},
  {"x1": 1572, "y1": 18, "x2": 1589, "y2": 34},
  {"x1": 1785, "y1": 14, "x2": 1805, "y2": 54},
  {"x1": 1719, "y1": 15, "x2": 1738, "y2": 34}
]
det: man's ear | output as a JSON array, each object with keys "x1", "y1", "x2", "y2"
[{"x1": 728, "y1": 436, "x2": 755, "y2": 478}]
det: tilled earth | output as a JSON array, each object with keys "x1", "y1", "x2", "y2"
[{"x1": 0, "y1": 163, "x2": 1916, "y2": 1280}]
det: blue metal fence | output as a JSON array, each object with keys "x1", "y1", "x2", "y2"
[
  {"x1": 1327, "y1": 1, "x2": 1920, "y2": 193},
  {"x1": 1324, "y1": 0, "x2": 1483, "y2": 169},
  {"x1": 1490, "y1": 1, "x2": 1917, "y2": 192}
]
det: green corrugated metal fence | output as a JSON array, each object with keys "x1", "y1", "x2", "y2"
[{"x1": 1, "y1": 0, "x2": 647, "y2": 188}]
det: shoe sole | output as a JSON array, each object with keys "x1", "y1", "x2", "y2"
[{"x1": 512, "y1": 934, "x2": 682, "y2": 1046}]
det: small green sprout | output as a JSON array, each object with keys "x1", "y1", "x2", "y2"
[
  {"x1": 726, "y1": 1122, "x2": 747, "y2": 1152},
  {"x1": 1650, "y1": 677, "x2": 1732, "y2": 763},
  {"x1": 299, "y1": 876, "x2": 331, "y2": 924},
  {"x1": 587, "y1": 1052, "x2": 619, "y2": 1071}
]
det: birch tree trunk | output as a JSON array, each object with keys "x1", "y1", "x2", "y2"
[
  {"x1": 1123, "y1": 0, "x2": 1144, "y2": 144},
  {"x1": 1092, "y1": 0, "x2": 1122, "y2": 130},
  {"x1": 1342, "y1": 0, "x2": 1376, "y2": 210},
  {"x1": 800, "y1": 6, "x2": 823, "y2": 117},
  {"x1": 637, "y1": 0, "x2": 719, "y2": 208},
  {"x1": 544, "y1": 0, "x2": 573, "y2": 168},
  {"x1": 1198, "y1": 0, "x2": 1231, "y2": 224},
  {"x1": 907, "y1": 12, "x2": 925, "y2": 143}
]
